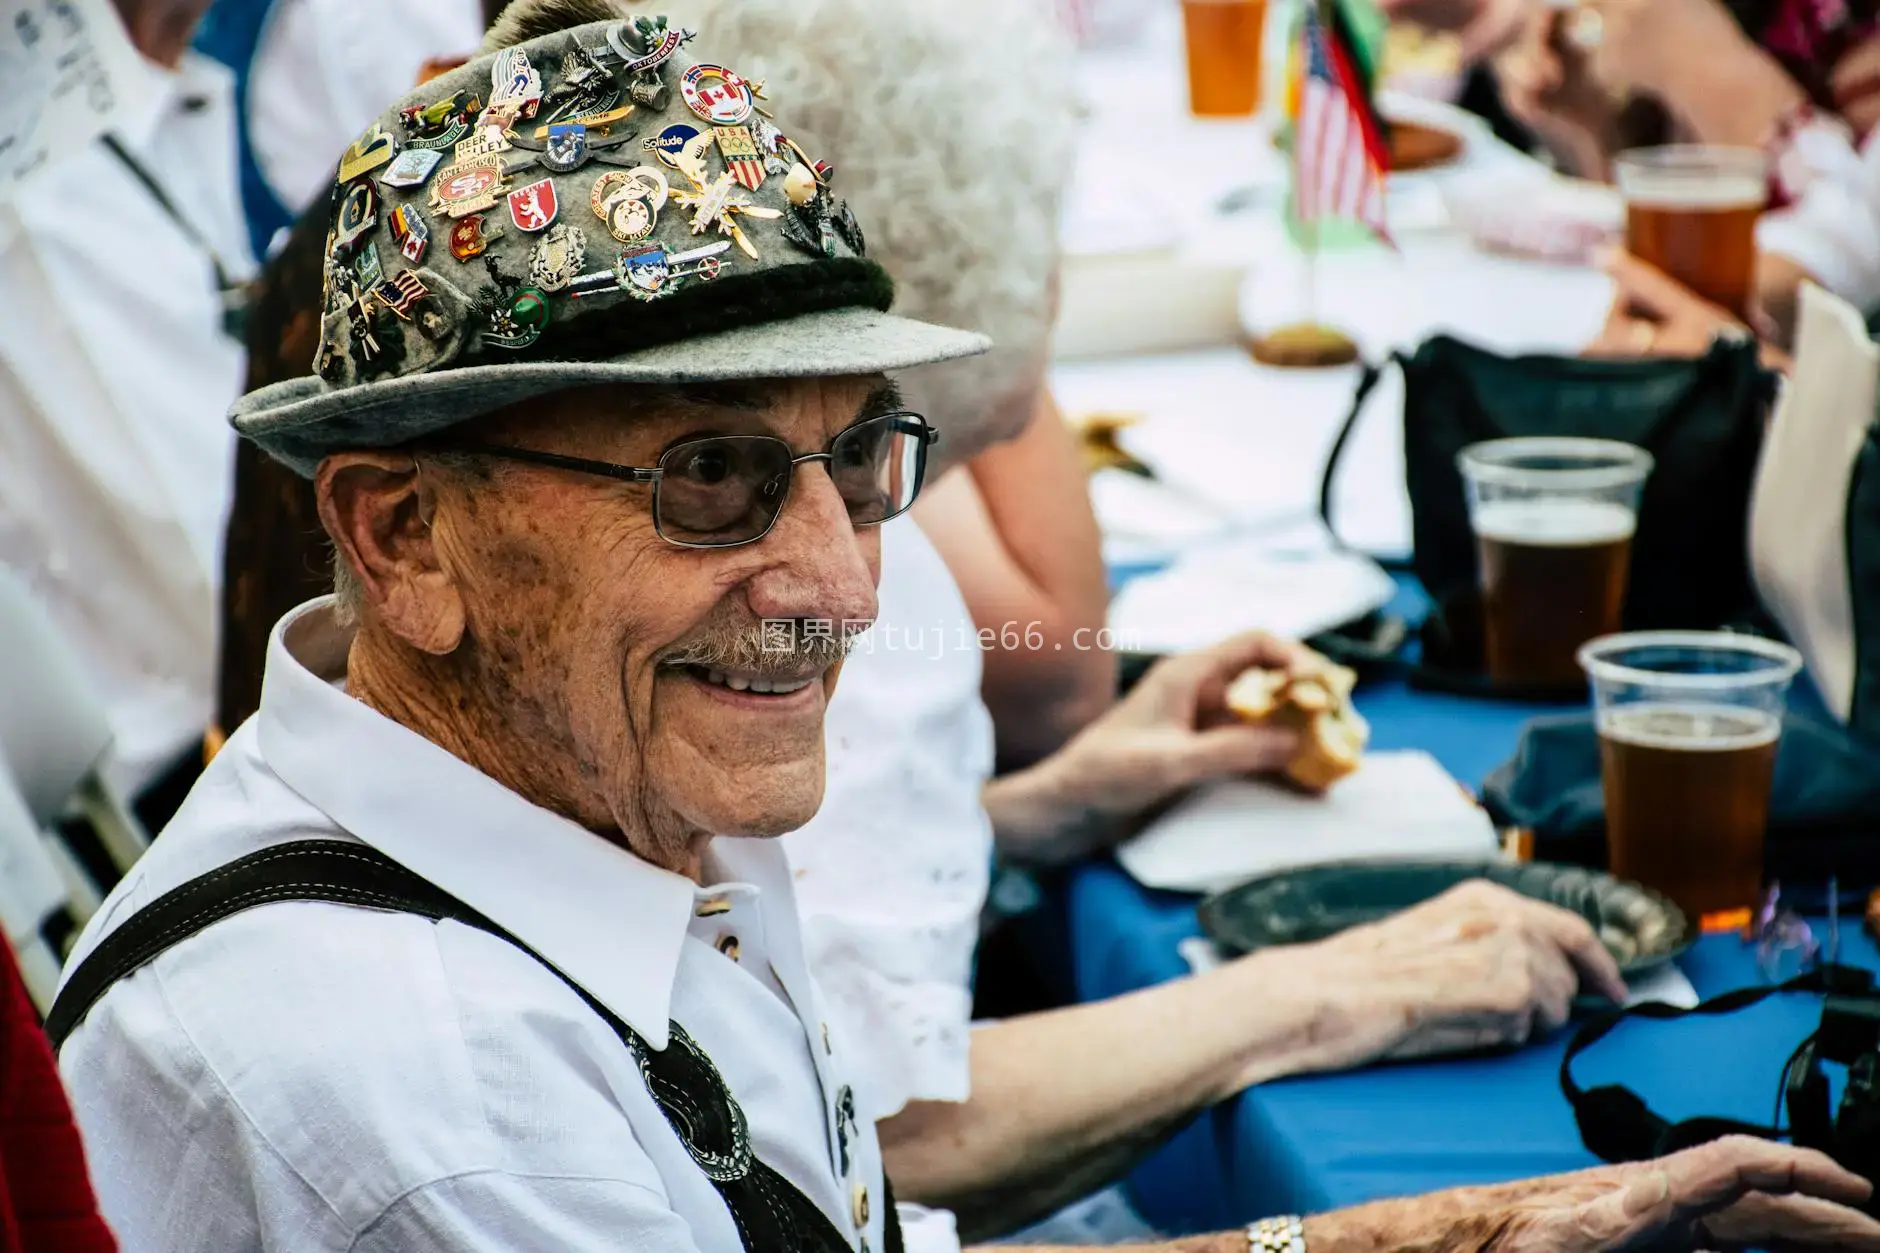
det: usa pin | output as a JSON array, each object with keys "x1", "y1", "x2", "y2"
[{"x1": 713, "y1": 125, "x2": 765, "y2": 190}]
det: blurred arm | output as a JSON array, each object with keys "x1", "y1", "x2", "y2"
[{"x1": 915, "y1": 387, "x2": 1114, "y2": 769}]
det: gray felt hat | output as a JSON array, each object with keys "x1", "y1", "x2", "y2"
[{"x1": 231, "y1": 14, "x2": 989, "y2": 477}]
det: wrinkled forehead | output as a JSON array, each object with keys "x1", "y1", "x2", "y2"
[{"x1": 461, "y1": 374, "x2": 902, "y2": 448}]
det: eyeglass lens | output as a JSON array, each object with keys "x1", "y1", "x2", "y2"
[{"x1": 652, "y1": 413, "x2": 927, "y2": 547}]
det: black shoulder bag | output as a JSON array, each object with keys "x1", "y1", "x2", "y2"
[
  {"x1": 1320, "y1": 335, "x2": 1778, "y2": 698},
  {"x1": 47, "y1": 841, "x2": 900, "y2": 1253}
]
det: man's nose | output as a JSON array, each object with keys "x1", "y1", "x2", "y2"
[{"x1": 744, "y1": 461, "x2": 878, "y2": 630}]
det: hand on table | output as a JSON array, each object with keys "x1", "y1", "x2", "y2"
[
  {"x1": 1305, "y1": 1138, "x2": 1880, "y2": 1251},
  {"x1": 983, "y1": 630, "x2": 1313, "y2": 864},
  {"x1": 1286, "y1": 879, "x2": 1629, "y2": 1066},
  {"x1": 1584, "y1": 250, "x2": 1792, "y2": 371}
]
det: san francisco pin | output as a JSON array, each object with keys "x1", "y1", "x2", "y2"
[{"x1": 429, "y1": 156, "x2": 507, "y2": 218}]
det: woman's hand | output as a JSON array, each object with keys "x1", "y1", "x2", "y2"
[
  {"x1": 1584, "y1": 250, "x2": 1792, "y2": 372},
  {"x1": 1494, "y1": 8, "x2": 1624, "y2": 178}
]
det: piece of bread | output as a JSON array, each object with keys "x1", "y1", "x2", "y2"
[
  {"x1": 1244, "y1": 323, "x2": 1361, "y2": 369},
  {"x1": 1225, "y1": 651, "x2": 1369, "y2": 792}
]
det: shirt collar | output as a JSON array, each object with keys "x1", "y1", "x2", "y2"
[{"x1": 256, "y1": 598, "x2": 695, "y2": 1048}]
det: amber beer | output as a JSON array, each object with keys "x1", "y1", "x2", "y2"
[
  {"x1": 1475, "y1": 499, "x2": 1635, "y2": 689},
  {"x1": 1616, "y1": 146, "x2": 1766, "y2": 320},
  {"x1": 1182, "y1": 0, "x2": 1267, "y2": 117},
  {"x1": 1599, "y1": 703, "x2": 1781, "y2": 920}
]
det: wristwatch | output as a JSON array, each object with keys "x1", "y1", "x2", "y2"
[{"x1": 1247, "y1": 1216, "x2": 1306, "y2": 1252}]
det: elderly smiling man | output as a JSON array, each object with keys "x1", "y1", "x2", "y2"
[{"x1": 46, "y1": 6, "x2": 1880, "y2": 1253}]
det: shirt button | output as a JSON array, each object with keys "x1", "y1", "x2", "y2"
[
  {"x1": 715, "y1": 933, "x2": 740, "y2": 962},
  {"x1": 851, "y1": 1180, "x2": 869, "y2": 1228},
  {"x1": 821, "y1": 1021, "x2": 832, "y2": 1054},
  {"x1": 696, "y1": 894, "x2": 732, "y2": 917}
]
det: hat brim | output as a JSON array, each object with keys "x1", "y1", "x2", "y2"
[{"x1": 232, "y1": 307, "x2": 991, "y2": 478}]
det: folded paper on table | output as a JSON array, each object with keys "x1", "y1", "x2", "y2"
[
  {"x1": 1106, "y1": 530, "x2": 1395, "y2": 655},
  {"x1": 1118, "y1": 750, "x2": 1499, "y2": 896}
]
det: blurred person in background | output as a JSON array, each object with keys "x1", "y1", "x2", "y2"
[
  {"x1": 191, "y1": 0, "x2": 497, "y2": 260},
  {"x1": 1496, "y1": 0, "x2": 1880, "y2": 344},
  {"x1": 0, "y1": 0, "x2": 251, "y2": 831}
]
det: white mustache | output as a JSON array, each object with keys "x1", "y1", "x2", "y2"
[{"x1": 660, "y1": 620, "x2": 858, "y2": 678}]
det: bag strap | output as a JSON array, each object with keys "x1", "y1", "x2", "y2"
[
  {"x1": 1559, "y1": 965, "x2": 1867, "y2": 1163},
  {"x1": 1318, "y1": 354, "x2": 1400, "y2": 551},
  {"x1": 48, "y1": 840, "x2": 896, "y2": 1253}
]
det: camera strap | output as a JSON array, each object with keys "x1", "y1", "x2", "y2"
[{"x1": 1560, "y1": 965, "x2": 1869, "y2": 1162}]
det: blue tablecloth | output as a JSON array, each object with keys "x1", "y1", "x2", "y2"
[{"x1": 1069, "y1": 576, "x2": 1877, "y2": 1234}]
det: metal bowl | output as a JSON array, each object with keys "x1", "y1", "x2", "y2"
[{"x1": 1198, "y1": 859, "x2": 1694, "y2": 976}]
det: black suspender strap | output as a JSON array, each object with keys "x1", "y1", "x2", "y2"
[{"x1": 48, "y1": 840, "x2": 900, "y2": 1253}]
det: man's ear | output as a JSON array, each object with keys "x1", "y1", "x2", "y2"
[{"x1": 316, "y1": 452, "x2": 466, "y2": 655}]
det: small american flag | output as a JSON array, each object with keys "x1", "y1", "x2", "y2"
[{"x1": 1289, "y1": 0, "x2": 1390, "y2": 242}]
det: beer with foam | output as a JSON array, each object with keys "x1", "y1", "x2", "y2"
[
  {"x1": 1598, "y1": 703, "x2": 1780, "y2": 919},
  {"x1": 1458, "y1": 438, "x2": 1653, "y2": 692},
  {"x1": 1616, "y1": 146, "x2": 1766, "y2": 319},
  {"x1": 1580, "y1": 633, "x2": 1801, "y2": 926},
  {"x1": 1477, "y1": 498, "x2": 1636, "y2": 689}
]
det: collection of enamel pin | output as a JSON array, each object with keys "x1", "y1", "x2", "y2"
[{"x1": 316, "y1": 15, "x2": 865, "y2": 380}]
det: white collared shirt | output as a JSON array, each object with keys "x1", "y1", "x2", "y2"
[
  {"x1": 0, "y1": 49, "x2": 251, "y2": 794},
  {"x1": 59, "y1": 599, "x2": 887, "y2": 1253},
  {"x1": 782, "y1": 519, "x2": 994, "y2": 1253}
]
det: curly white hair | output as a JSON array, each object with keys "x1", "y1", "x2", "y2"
[{"x1": 492, "y1": 0, "x2": 1078, "y2": 462}]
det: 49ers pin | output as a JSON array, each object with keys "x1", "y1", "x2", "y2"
[
  {"x1": 680, "y1": 64, "x2": 754, "y2": 125},
  {"x1": 507, "y1": 178, "x2": 559, "y2": 233},
  {"x1": 429, "y1": 156, "x2": 506, "y2": 218}
]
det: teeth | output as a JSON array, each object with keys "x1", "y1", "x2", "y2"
[{"x1": 693, "y1": 667, "x2": 814, "y2": 695}]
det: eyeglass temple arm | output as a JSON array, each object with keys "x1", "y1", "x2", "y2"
[{"x1": 436, "y1": 442, "x2": 662, "y2": 484}]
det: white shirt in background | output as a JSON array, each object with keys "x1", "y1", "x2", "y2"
[
  {"x1": 783, "y1": 519, "x2": 996, "y2": 1253},
  {"x1": 60, "y1": 599, "x2": 888, "y2": 1253},
  {"x1": 247, "y1": 0, "x2": 485, "y2": 219},
  {"x1": 1764, "y1": 117, "x2": 1880, "y2": 315},
  {"x1": 0, "y1": 50, "x2": 251, "y2": 796}
]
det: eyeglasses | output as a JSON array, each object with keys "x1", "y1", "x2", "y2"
[{"x1": 436, "y1": 410, "x2": 937, "y2": 549}]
